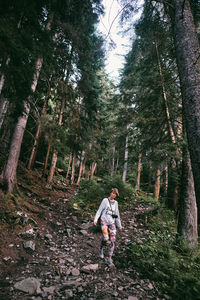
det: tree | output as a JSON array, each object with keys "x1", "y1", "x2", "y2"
[{"x1": 167, "y1": 0, "x2": 200, "y2": 220}]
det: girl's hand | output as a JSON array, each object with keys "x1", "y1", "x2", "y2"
[{"x1": 93, "y1": 221, "x2": 97, "y2": 226}]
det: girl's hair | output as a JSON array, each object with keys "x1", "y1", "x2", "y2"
[{"x1": 111, "y1": 188, "x2": 119, "y2": 196}]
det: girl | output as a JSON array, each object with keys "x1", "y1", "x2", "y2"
[{"x1": 93, "y1": 188, "x2": 122, "y2": 265}]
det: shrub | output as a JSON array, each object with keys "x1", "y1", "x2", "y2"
[
  {"x1": 124, "y1": 207, "x2": 200, "y2": 300},
  {"x1": 72, "y1": 175, "x2": 136, "y2": 213}
]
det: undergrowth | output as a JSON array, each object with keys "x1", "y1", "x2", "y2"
[
  {"x1": 126, "y1": 207, "x2": 200, "y2": 300},
  {"x1": 71, "y1": 175, "x2": 137, "y2": 215},
  {"x1": 71, "y1": 178, "x2": 200, "y2": 299}
]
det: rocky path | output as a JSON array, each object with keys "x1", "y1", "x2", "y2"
[{"x1": 0, "y1": 191, "x2": 170, "y2": 300}]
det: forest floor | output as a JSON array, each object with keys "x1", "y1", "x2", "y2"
[{"x1": 0, "y1": 165, "x2": 171, "y2": 300}]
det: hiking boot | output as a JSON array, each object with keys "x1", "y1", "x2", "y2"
[
  {"x1": 98, "y1": 248, "x2": 104, "y2": 259},
  {"x1": 107, "y1": 258, "x2": 114, "y2": 266}
]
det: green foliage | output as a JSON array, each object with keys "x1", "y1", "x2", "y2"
[
  {"x1": 71, "y1": 175, "x2": 136, "y2": 213},
  {"x1": 135, "y1": 191, "x2": 157, "y2": 204},
  {"x1": 72, "y1": 180, "x2": 105, "y2": 212},
  {"x1": 125, "y1": 207, "x2": 200, "y2": 299}
]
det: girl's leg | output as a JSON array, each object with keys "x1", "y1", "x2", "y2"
[
  {"x1": 108, "y1": 224, "x2": 116, "y2": 259},
  {"x1": 100, "y1": 222, "x2": 109, "y2": 247},
  {"x1": 99, "y1": 222, "x2": 109, "y2": 258}
]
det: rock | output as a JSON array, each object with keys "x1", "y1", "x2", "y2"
[
  {"x1": 60, "y1": 281, "x2": 79, "y2": 290},
  {"x1": 15, "y1": 211, "x2": 29, "y2": 225},
  {"x1": 66, "y1": 229, "x2": 71, "y2": 237},
  {"x1": 71, "y1": 268, "x2": 80, "y2": 276},
  {"x1": 50, "y1": 247, "x2": 58, "y2": 251},
  {"x1": 80, "y1": 229, "x2": 88, "y2": 235},
  {"x1": 23, "y1": 241, "x2": 36, "y2": 252},
  {"x1": 81, "y1": 264, "x2": 98, "y2": 273},
  {"x1": 45, "y1": 233, "x2": 53, "y2": 240},
  {"x1": 148, "y1": 283, "x2": 154, "y2": 290},
  {"x1": 3, "y1": 257, "x2": 12, "y2": 264},
  {"x1": 19, "y1": 228, "x2": 37, "y2": 239},
  {"x1": 80, "y1": 222, "x2": 91, "y2": 230},
  {"x1": 42, "y1": 286, "x2": 56, "y2": 294},
  {"x1": 128, "y1": 297, "x2": 139, "y2": 300},
  {"x1": 14, "y1": 277, "x2": 41, "y2": 295},
  {"x1": 78, "y1": 286, "x2": 84, "y2": 292},
  {"x1": 56, "y1": 222, "x2": 62, "y2": 226},
  {"x1": 66, "y1": 257, "x2": 74, "y2": 263},
  {"x1": 64, "y1": 290, "x2": 73, "y2": 298}
]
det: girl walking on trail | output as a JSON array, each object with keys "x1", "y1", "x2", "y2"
[{"x1": 93, "y1": 188, "x2": 122, "y2": 266}]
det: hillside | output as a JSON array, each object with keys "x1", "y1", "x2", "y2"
[{"x1": 0, "y1": 165, "x2": 168, "y2": 300}]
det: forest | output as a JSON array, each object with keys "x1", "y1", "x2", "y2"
[{"x1": 1, "y1": 0, "x2": 200, "y2": 299}]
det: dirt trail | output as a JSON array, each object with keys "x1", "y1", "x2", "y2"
[{"x1": 0, "y1": 180, "x2": 170, "y2": 300}]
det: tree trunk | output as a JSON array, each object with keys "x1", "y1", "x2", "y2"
[
  {"x1": 2, "y1": 57, "x2": 43, "y2": 192},
  {"x1": 154, "y1": 165, "x2": 161, "y2": 200},
  {"x1": 77, "y1": 150, "x2": 85, "y2": 185},
  {"x1": 110, "y1": 146, "x2": 115, "y2": 177},
  {"x1": 169, "y1": 0, "x2": 200, "y2": 218},
  {"x1": 1, "y1": 15, "x2": 53, "y2": 192},
  {"x1": 178, "y1": 147, "x2": 198, "y2": 248},
  {"x1": 47, "y1": 46, "x2": 73, "y2": 184},
  {"x1": 115, "y1": 151, "x2": 119, "y2": 174},
  {"x1": 82, "y1": 155, "x2": 87, "y2": 178},
  {"x1": 47, "y1": 97, "x2": 65, "y2": 184},
  {"x1": 164, "y1": 164, "x2": 168, "y2": 196},
  {"x1": 0, "y1": 98, "x2": 9, "y2": 130},
  {"x1": 43, "y1": 100, "x2": 60, "y2": 176},
  {"x1": 66, "y1": 152, "x2": 72, "y2": 180},
  {"x1": 122, "y1": 134, "x2": 129, "y2": 182},
  {"x1": 136, "y1": 153, "x2": 142, "y2": 190},
  {"x1": 2, "y1": 102, "x2": 30, "y2": 191},
  {"x1": 71, "y1": 151, "x2": 76, "y2": 184},
  {"x1": 90, "y1": 162, "x2": 97, "y2": 180},
  {"x1": 0, "y1": 57, "x2": 10, "y2": 94},
  {"x1": 47, "y1": 150, "x2": 58, "y2": 184},
  {"x1": 155, "y1": 42, "x2": 177, "y2": 144},
  {"x1": 28, "y1": 97, "x2": 48, "y2": 169}
]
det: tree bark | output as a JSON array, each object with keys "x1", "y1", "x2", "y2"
[
  {"x1": 164, "y1": 164, "x2": 168, "y2": 196},
  {"x1": 47, "y1": 46, "x2": 73, "y2": 184},
  {"x1": 28, "y1": 97, "x2": 48, "y2": 170},
  {"x1": 77, "y1": 150, "x2": 85, "y2": 185},
  {"x1": 66, "y1": 152, "x2": 72, "y2": 180},
  {"x1": 1, "y1": 15, "x2": 53, "y2": 192},
  {"x1": 90, "y1": 162, "x2": 97, "y2": 180},
  {"x1": 178, "y1": 147, "x2": 198, "y2": 248},
  {"x1": 47, "y1": 97, "x2": 65, "y2": 184},
  {"x1": 155, "y1": 42, "x2": 176, "y2": 144},
  {"x1": 43, "y1": 100, "x2": 60, "y2": 176},
  {"x1": 122, "y1": 133, "x2": 129, "y2": 182},
  {"x1": 47, "y1": 150, "x2": 58, "y2": 184},
  {"x1": 0, "y1": 98, "x2": 9, "y2": 130},
  {"x1": 136, "y1": 153, "x2": 142, "y2": 190},
  {"x1": 71, "y1": 151, "x2": 76, "y2": 184},
  {"x1": 2, "y1": 57, "x2": 43, "y2": 192},
  {"x1": 169, "y1": 0, "x2": 200, "y2": 218},
  {"x1": 0, "y1": 57, "x2": 10, "y2": 94},
  {"x1": 154, "y1": 165, "x2": 161, "y2": 200},
  {"x1": 110, "y1": 146, "x2": 115, "y2": 177}
]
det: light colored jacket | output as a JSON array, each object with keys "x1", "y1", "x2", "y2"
[{"x1": 94, "y1": 198, "x2": 122, "y2": 228}]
